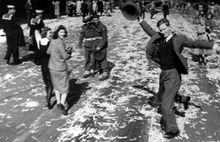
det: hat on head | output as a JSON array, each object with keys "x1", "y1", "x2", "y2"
[
  {"x1": 7, "y1": 5, "x2": 15, "y2": 9},
  {"x1": 83, "y1": 14, "x2": 100, "y2": 23},
  {"x1": 35, "y1": 10, "x2": 44, "y2": 14},
  {"x1": 83, "y1": 16, "x2": 93, "y2": 23}
]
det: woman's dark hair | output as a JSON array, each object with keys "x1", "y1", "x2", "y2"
[
  {"x1": 41, "y1": 27, "x2": 51, "y2": 38},
  {"x1": 157, "y1": 18, "x2": 170, "y2": 27},
  {"x1": 53, "y1": 25, "x2": 68, "y2": 39}
]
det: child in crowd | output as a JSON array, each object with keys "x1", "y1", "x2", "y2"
[
  {"x1": 39, "y1": 27, "x2": 54, "y2": 109},
  {"x1": 194, "y1": 17, "x2": 214, "y2": 65}
]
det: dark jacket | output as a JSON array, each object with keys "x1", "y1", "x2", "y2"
[
  {"x1": 140, "y1": 20, "x2": 214, "y2": 74},
  {"x1": 29, "y1": 17, "x2": 45, "y2": 37},
  {"x1": 1, "y1": 13, "x2": 25, "y2": 46}
]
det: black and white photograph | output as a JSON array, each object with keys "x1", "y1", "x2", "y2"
[{"x1": 0, "y1": 0, "x2": 220, "y2": 141}]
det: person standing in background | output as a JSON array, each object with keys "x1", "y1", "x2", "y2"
[
  {"x1": 110, "y1": 0, "x2": 114, "y2": 13},
  {"x1": 76, "y1": 0, "x2": 82, "y2": 16},
  {"x1": 79, "y1": 15, "x2": 109, "y2": 80},
  {"x1": 0, "y1": 5, "x2": 25, "y2": 65},
  {"x1": 92, "y1": 0, "x2": 98, "y2": 15},
  {"x1": 105, "y1": 0, "x2": 111, "y2": 16},
  {"x1": 29, "y1": 10, "x2": 45, "y2": 65},
  {"x1": 81, "y1": 0, "x2": 88, "y2": 21},
  {"x1": 195, "y1": 17, "x2": 215, "y2": 65},
  {"x1": 149, "y1": 1, "x2": 156, "y2": 19},
  {"x1": 53, "y1": 0, "x2": 60, "y2": 19},
  {"x1": 25, "y1": 0, "x2": 33, "y2": 23},
  {"x1": 162, "y1": 1, "x2": 170, "y2": 19},
  {"x1": 97, "y1": 0, "x2": 104, "y2": 16},
  {"x1": 87, "y1": 0, "x2": 93, "y2": 16}
]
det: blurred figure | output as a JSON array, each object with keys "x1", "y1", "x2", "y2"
[
  {"x1": 76, "y1": 0, "x2": 82, "y2": 16},
  {"x1": 205, "y1": 13, "x2": 215, "y2": 35},
  {"x1": 81, "y1": 0, "x2": 88, "y2": 21},
  {"x1": 105, "y1": 0, "x2": 111, "y2": 16},
  {"x1": 195, "y1": 17, "x2": 215, "y2": 65},
  {"x1": 208, "y1": 2, "x2": 217, "y2": 17},
  {"x1": 25, "y1": 0, "x2": 33, "y2": 23},
  {"x1": 110, "y1": 0, "x2": 114, "y2": 13},
  {"x1": 97, "y1": 0, "x2": 104, "y2": 16},
  {"x1": 87, "y1": 0, "x2": 93, "y2": 16},
  {"x1": 196, "y1": 4, "x2": 205, "y2": 19},
  {"x1": 162, "y1": 1, "x2": 170, "y2": 19},
  {"x1": 92, "y1": 0, "x2": 98, "y2": 15},
  {"x1": 67, "y1": 0, "x2": 74, "y2": 16},
  {"x1": 29, "y1": 10, "x2": 45, "y2": 65},
  {"x1": 52, "y1": 0, "x2": 60, "y2": 19},
  {"x1": 139, "y1": 1, "x2": 145, "y2": 19},
  {"x1": 149, "y1": 1, "x2": 156, "y2": 19},
  {"x1": 47, "y1": 25, "x2": 72, "y2": 116}
]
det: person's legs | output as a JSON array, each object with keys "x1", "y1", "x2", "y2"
[
  {"x1": 12, "y1": 45, "x2": 20, "y2": 64},
  {"x1": 45, "y1": 80, "x2": 53, "y2": 109},
  {"x1": 5, "y1": 36, "x2": 13, "y2": 64},
  {"x1": 42, "y1": 65, "x2": 53, "y2": 109},
  {"x1": 149, "y1": 73, "x2": 164, "y2": 108},
  {"x1": 98, "y1": 50, "x2": 109, "y2": 80},
  {"x1": 59, "y1": 93, "x2": 68, "y2": 116},
  {"x1": 160, "y1": 69, "x2": 181, "y2": 137},
  {"x1": 54, "y1": 90, "x2": 61, "y2": 105},
  {"x1": 83, "y1": 48, "x2": 92, "y2": 77},
  {"x1": 61, "y1": 93, "x2": 67, "y2": 106},
  {"x1": 60, "y1": 71, "x2": 69, "y2": 115}
]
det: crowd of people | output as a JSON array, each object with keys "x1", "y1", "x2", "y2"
[
  {"x1": 1, "y1": 0, "x2": 220, "y2": 139},
  {"x1": 66, "y1": 0, "x2": 115, "y2": 20}
]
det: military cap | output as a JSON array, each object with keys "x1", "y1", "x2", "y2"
[
  {"x1": 83, "y1": 14, "x2": 100, "y2": 23},
  {"x1": 35, "y1": 10, "x2": 44, "y2": 14},
  {"x1": 83, "y1": 16, "x2": 93, "y2": 23},
  {"x1": 7, "y1": 5, "x2": 15, "y2": 9}
]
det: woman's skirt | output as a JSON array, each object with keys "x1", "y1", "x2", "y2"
[{"x1": 50, "y1": 70, "x2": 69, "y2": 94}]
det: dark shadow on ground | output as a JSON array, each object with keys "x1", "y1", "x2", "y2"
[
  {"x1": 132, "y1": 85, "x2": 158, "y2": 108},
  {"x1": 67, "y1": 78, "x2": 90, "y2": 111},
  {"x1": 132, "y1": 84, "x2": 187, "y2": 117},
  {"x1": 21, "y1": 53, "x2": 34, "y2": 62}
]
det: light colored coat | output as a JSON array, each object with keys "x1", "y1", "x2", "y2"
[{"x1": 47, "y1": 38, "x2": 71, "y2": 71}]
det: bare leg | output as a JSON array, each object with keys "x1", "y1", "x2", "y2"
[
  {"x1": 61, "y1": 93, "x2": 67, "y2": 106},
  {"x1": 54, "y1": 90, "x2": 61, "y2": 104}
]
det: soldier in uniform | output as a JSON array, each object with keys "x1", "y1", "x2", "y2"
[
  {"x1": 1, "y1": 5, "x2": 25, "y2": 65},
  {"x1": 79, "y1": 14, "x2": 109, "y2": 80},
  {"x1": 29, "y1": 10, "x2": 45, "y2": 65}
]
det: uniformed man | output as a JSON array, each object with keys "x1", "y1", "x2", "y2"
[
  {"x1": 1, "y1": 4, "x2": 25, "y2": 65},
  {"x1": 29, "y1": 9, "x2": 45, "y2": 65},
  {"x1": 79, "y1": 14, "x2": 109, "y2": 80}
]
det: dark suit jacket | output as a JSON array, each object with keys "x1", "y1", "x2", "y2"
[{"x1": 140, "y1": 20, "x2": 214, "y2": 74}]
